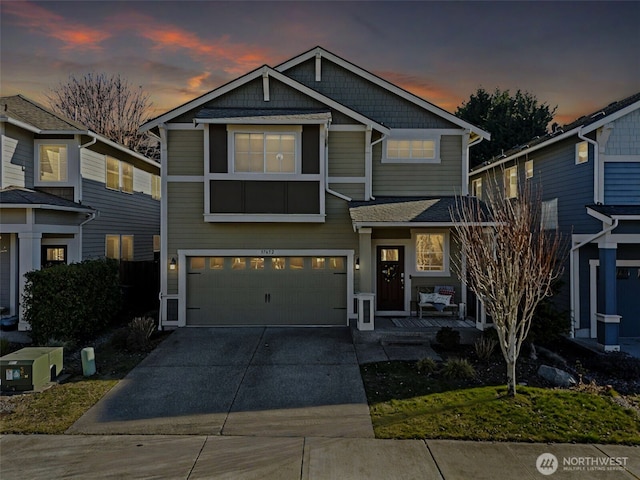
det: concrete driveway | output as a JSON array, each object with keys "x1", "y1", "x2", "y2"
[{"x1": 68, "y1": 327, "x2": 374, "y2": 438}]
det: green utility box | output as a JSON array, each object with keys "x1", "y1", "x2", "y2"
[{"x1": 0, "y1": 347, "x2": 63, "y2": 392}]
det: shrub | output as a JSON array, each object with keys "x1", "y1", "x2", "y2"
[
  {"x1": 126, "y1": 316, "x2": 156, "y2": 352},
  {"x1": 23, "y1": 259, "x2": 122, "y2": 345},
  {"x1": 475, "y1": 335, "x2": 498, "y2": 361},
  {"x1": 527, "y1": 281, "x2": 570, "y2": 345},
  {"x1": 436, "y1": 327, "x2": 460, "y2": 350},
  {"x1": 441, "y1": 358, "x2": 476, "y2": 380},
  {"x1": 416, "y1": 357, "x2": 438, "y2": 375}
]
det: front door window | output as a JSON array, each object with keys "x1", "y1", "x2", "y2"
[{"x1": 377, "y1": 246, "x2": 404, "y2": 311}]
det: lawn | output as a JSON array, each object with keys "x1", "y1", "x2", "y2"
[{"x1": 361, "y1": 361, "x2": 640, "y2": 444}]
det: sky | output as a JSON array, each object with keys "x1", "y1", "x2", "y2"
[{"x1": 1, "y1": 0, "x2": 638, "y2": 126}]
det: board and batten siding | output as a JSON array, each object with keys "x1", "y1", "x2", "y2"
[
  {"x1": 327, "y1": 131, "x2": 365, "y2": 177},
  {"x1": 165, "y1": 181, "x2": 358, "y2": 293},
  {"x1": 2, "y1": 124, "x2": 34, "y2": 189},
  {"x1": 372, "y1": 135, "x2": 463, "y2": 196},
  {"x1": 167, "y1": 130, "x2": 204, "y2": 176}
]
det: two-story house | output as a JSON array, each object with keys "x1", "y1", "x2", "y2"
[
  {"x1": 0, "y1": 95, "x2": 161, "y2": 330},
  {"x1": 141, "y1": 47, "x2": 490, "y2": 330},
  {"x1": 469, "y1": 92, "x2": 640, "y2": 351}
]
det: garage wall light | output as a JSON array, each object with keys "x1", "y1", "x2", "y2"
[
  {"x1": 355, "y1": 257, "x2": 360, "y2": 270},
  {"x1": 169, "y1": 257, "x2": 177, "y2": 270}
]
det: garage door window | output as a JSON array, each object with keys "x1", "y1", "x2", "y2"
[
  {"x1": 329, "y1": 257, "x2": 345, "y2": 270},
  {"x1": 312, "y1": 257, "x2": 326, "y2": 269},
  {"x1": 272, "y1": 257, "x2": 286, "y2": 270},
  {"x1": 232, "y1": 257, "x2": 246, "y2": 269},
  {"x1": 250, "y1": 257, "x2": 265, "y2": 270},
  {"x1": 210, "y1": 257, "x2": 225, "y2": 269},
  {"x1": 290, "y1": 257, "x2": 304, "y2": 270},
  {"x1": 190, "y1": 257, "x2": 205, "y2": 270}
]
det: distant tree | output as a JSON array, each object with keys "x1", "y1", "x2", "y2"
[
  {"x1": 456, "y1": 88, "x2": 556, "y2": 168},
  {"x1": 451, "y1": 175, "x2": 566, "y2": 396},
  {"x1": 47, "y1": 73, "x2": 159, "y2": 158}
]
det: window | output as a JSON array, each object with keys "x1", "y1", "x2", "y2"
[
  {"x1": 415, "y1": 233, "x2": 446, "y2": 272},
  {"x1": 190, "y1": 257, "x2": 205, "y2": 270},
  {"x1": 383, "y1": 130, "x2": 440, "y2": 163},
  {"x1": 153, "y1": 235, "x2": 161, "y2": 252},
  {"x1": 106, "y1": 156, "x2": 134, "y2": 193},
  {"x1": 576, "y1": 141, "x2": 589, "y2": 164},
  {"x1": 505, "y1": 166, "x2": 518, "y2": 199},
  {"x1": 541, "y1": 198, "x2": 558, "y2": 230},
  {"x1": 231, "y1": 257, "x2": 246, "y2": 270},
  {"x1": 210, "y1": 257, "x2": 225, "y2": 269},
  {"x1": 525, "y1": 160, "x2": 534, "y2": 179},
  {"x1": 152, "y1": 175, "x2": 161, "y2": 200},
  {"x1": 250, "y1": 257, "x2": 265, "y2": 270},
  {"x1": 312, "y1": 257, "x2": 326, "y2": 269},
  {"x1": 271, "y1": 257, "x2": 286, "y2": 270},
  {"x1": 329, "y1": 257, "x2": 345, "y2": 270},
  {"x1": 41, "y1": 245, "x2": 67, "y2": 268},
  {"x1": 471, "y1": 178, "x2": 482, "y2": 199},
  {"x1": 289, "y1": 257, "x2": 304, "y2": 270},
  {"x1": 233, "y1": 132, "x2": 297, "y2": 173},
  {"x1": 39, "y1": 145, "x2": 68, "y2": 182},
  {"x1": 105, "y1": 235, "x2": 134, "y2": 260}
]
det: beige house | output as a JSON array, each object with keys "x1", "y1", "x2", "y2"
[{"x1": 140, "y1": 47, "x2": 489, "y2": 329}]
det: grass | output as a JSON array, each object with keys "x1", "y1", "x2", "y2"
[
  {"x1": 361, "y1": 361, "x2": 640, "y2": 444},
  {"x1": 0, "y1": 326, "x2": 169, "y2": 434}
]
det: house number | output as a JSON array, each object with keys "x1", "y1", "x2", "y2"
[{"x1": 260, "y1": 249, "x2": 275, "y2": 255}]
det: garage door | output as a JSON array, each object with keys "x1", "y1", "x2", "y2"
[{"x1": 186, "y1": 256, "x2": 347, "y2": 326}]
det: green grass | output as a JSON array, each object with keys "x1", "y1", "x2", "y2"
[
  {"x1": 362, "y1": 362, "x2": 640, "y2": 444},
  {"x1": 1, "y1": 379, "x2": 118, "y2": 434}
]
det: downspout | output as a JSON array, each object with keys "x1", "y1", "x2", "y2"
[
  {"x1": 324, "y1": 119, "x2": 352, "y2": 201},
  {"x1": 368, "y1": 130, "x2": 387, "y2": 201},
  {"x1": 577, "y1": 127, "x2": 599, "y2": 204},
  {"x1": 569, "y1": 217, "x2": 618, "y2": 338}
]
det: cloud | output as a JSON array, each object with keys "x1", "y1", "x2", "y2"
[
  {"x1": 3, "y1": 1, "x2": 111, "y2": 50},
  {"x1": 375, "y1": 71, "x2": 463, "y2": 112}
]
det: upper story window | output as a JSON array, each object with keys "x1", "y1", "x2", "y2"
[
  {"x1": 576, "y1": 141, "x2": 589, "y2": 164},
  {"x1": 152, "y1": 174, "x2": 161, "y2": 200},
  {"x1": 106, "y1": 234, "x2": 134, "y2": 261},
  {"x1": 471, "y1": 178, "x2": 482, "y2": 199},
  {"x1": 505, "y1": 165, "x2": 518, "y2": 199},
  {"x1": 229, "y1": 126, "x2": 301, "y2": 174},
  {"x1": 106, "y1": 156, "x2": 133, "y2": 193},
  {"x1": 525, "y1": 160, "x2": 534, "y2": 179},
  {"x1": 39, "y1": 145, "x2": 68, "y2": 182},
  {"x1": 382, "y1": 129, "x2": 440, "y2": 164}
]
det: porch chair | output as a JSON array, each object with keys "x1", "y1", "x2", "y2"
[{"x1": 416, "y1": 285, "x2": 459, "y2": 318}]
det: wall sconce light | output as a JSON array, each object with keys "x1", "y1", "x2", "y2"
[
  {"x1": 355, "y1": 257, "x2": 360, "y2": 270},
  {"x1": 169, "y1": 257, "x2": 177, "y2": 270}
]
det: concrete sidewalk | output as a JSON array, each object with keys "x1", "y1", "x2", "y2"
[{"x1": 1, "y1": 434, "x2": 638, "y2": 479}]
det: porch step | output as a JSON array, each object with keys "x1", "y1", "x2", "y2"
[{"x1": 379, "y1": 331, "x2": 436, "y2": 346}]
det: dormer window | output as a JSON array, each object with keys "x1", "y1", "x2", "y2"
[{"x1": 39, "y1": 145, "x2": 68, "y2": 182}]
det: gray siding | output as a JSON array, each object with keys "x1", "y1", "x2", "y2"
[
  {"x1": 372, "y1": 135, "x2": 463, "y2": 196},
  {"x1": 1, "y1": 210, "x2": 26, "y2": 224},
  {"x1": 328, "y1": 183, "x2": 366, "y2": 200},
  {"x1": 604, "y1": 109, "x2": 640, "y2": 155},
  {"x1": 283, "y1": 58, "x2": 458, "y2": 129},
  {"x1": 168, "y1": 130, "x2": 204, "y2": 176},
  {"x1": 81, "y1": 179, "x2": 160, "y2": 261},
  {"x1": 0, "y1": 234, "x2": 12, "y2": 310},
  {"x1": 328, "y1": 131, "x2": 365, "y2": 177},
  {"x1": 35, "y1": 210, "x2": 84, "y2": 226},
  {"x1": 2, "y1": 124, "x2": 34, "y2": 188}
]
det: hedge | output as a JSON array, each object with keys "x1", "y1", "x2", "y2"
[{"x1": 23, "y1": 259, "x2": 122, "y2": 345}]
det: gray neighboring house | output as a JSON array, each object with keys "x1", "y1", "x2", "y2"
[
  {"x1": 140, "y1": 46, "x2": 490, "y2": 330},
  {"x1": 0, "y1": 95, "x2": 161, "y2": 330},
  {"x1": 469, "y1": 92, "x2": 640, "y2": 351}
]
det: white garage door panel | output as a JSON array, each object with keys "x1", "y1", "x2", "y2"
[{"x1": 186, "y1": 256, "x2": 347, "y2": 326}]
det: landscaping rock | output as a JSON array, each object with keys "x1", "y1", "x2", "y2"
[{"x1": 537, "y1": 364, "x2": 577, "y2": 387}]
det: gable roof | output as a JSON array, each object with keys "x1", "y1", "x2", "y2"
[
  {"x1": 0, "y1": 186, "x2": 94, "y2": 212},
  {"x1": 276, "y1": 47, "x2": 490, "y2": 141},
  {"x1": 140, "y1": 65, "x2": 389, "y2": 134},
  {"x1": 0, "y1": 95, "x2": 86, "y2": 133},
  {"x1": 471, "y1": 91, "x2": 640, "y2": 175}
]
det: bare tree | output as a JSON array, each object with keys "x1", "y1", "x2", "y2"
[
  {"x1": 451, "y1": 176, "x2": 566, "y2": 396},
  {"x1": 47, "y1": 73, "x2": 158, "y2": 158}
]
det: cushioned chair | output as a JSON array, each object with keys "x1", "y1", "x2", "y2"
[{"x1": 416, "y1": 285, "x2": 459, "y2": 318}]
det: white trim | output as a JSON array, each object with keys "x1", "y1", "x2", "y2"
[
  {"x1": 601, "y1": 154, "x2": 640, "y2": 162},
  {"x1": 352, "y1": 221, "x2": 496, "y2": 229},
  {"x1": 381, "y1": 129, "x2": 443, "y2": 164},
  {"x1": 575, "y1": 141, "x2": 589, "y2": 165},
  {"x1": 141, "y1": 65, "x2": 389, "y2": 135},
  {"x1": 0, "y1": 224, "x2": 81, "y2": 235},
  {"x1": 0, "y1": 203, "x2": 92, "y2": 213},
  {"x1": 262, "y1": 68, "x2": 270, "y2": 102},
  {"x1": 411, "y1": 229, "x2": 451, "y2": 277},
  {"x1": 164, "y1": 123, "x2": 205, "y2": 130},
  {"x1": 195, "y1": 114, "x2": 331, "y2": 125},
  {"x1": 167, "y1": 175, "x2": 205, "y2": 182},
  {"x1": 227, "y1": 125, "x2": 302, "y2": 175},
  {"x1": 274, "y1": 47, "x2": 490, "y2": 141},
  {"x1": 176, "y1": 248, "x2": 355, "y2": 327},
  {"x1": 159, "y1": 124, "x2": 169, "y2": 326},
  {"x1": 461, "y1": 131, "x2": 470, "y2": 195},
  {"x1": 203, "y1": 213, "x2": 326, "y2": 223}
]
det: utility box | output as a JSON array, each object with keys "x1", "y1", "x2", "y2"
[{"x1": 0, "y1": 347, "x2": 64, "y2": 392}]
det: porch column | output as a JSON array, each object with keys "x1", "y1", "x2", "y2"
[
  {"x1": 357, "y1": 228, "x2": 373, "y2": 293},
  {"x1": 17, "y1": 232, "x2": 42, "y2": 330},
  {"x1": 596, "y1": 242, "x2": 620, "y2": 352}
]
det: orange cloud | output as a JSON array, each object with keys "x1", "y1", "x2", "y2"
[
  {"x1": 3, "y1": 1, "x2": 111, "y2": 50},
  {"x1": 187, "y1": 71, "x2": 211, "y2": 90},
  {"x1": 376, "y1": 70, "x2": 462, "y2": 112}
]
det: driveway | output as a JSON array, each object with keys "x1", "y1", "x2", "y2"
[{"x1": 68, "y1": 327, "x2": 374, "y2": 438}]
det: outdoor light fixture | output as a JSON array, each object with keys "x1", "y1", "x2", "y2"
[
  {"x1": 169, "y1": 257, "x2": 177, "y2": 270},
  {"x1": 355, "y1": 257, "x2": 360, "y2": 270}
]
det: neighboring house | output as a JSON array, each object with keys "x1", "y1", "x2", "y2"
[
  {"x1": 0, "y1": 95, "x2": 161, "y2": 330},
  {"x1": 469, "y1": 92, "x2": 640, "y2": 351},
  {"x1": 140, "y1": 46, "x2": 490, "y2": 330}
]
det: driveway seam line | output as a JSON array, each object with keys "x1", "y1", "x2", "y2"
[
  {"x1": 185, "y1": 436, "x2": 208, "y2": 480},
  {"x1": 220, "y1": 327, "x2": 266, "y2": 435}
]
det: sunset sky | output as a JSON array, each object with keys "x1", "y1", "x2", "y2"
[{"x1": 1, "y1": 1, "x2": 638, "y2": 126}]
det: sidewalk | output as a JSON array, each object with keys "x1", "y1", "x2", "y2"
[{"x1": 1, "y1": 434, "x2": 638, "y2": 479}]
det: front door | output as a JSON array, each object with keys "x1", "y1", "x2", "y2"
[
  {"x1": 618, "y1": 266, "x2": 640, "y2": 337},
  {"x1": 376, "y1": 246, "x2": 404, "y2": 311}
]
